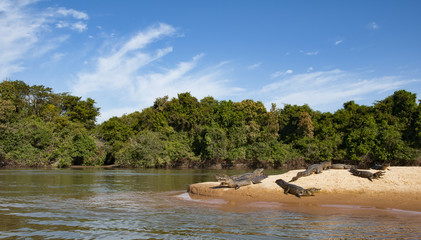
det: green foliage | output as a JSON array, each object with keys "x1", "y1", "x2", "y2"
[
  {"x1": 166, "y1": 131, "x2": 198, "y2": 165},
  {"x1": 344, "y1": 115, "x2": 378, "y2": 162},
  {"x1": 61, "y1": 95, "x2": 100, "y2": 129},
  {"x1": 0, "y1": 80, "x2": 30, "y2": 114},
  {"x1": 3, "y1": 117, "x2": 53, "y2": 166},
  {"x1": 194, "y1": 126, "x2": 228, "y2": 162},
  {"x1": 278, "y1": 104, "x2": 314, "y2": 142},
  {"x1": 0, "y1": 80, "x2": 104, "y2": 168},
  {"x1": 297, "y1": 111, "x2": 314, "y2": 139},
  {"x1": 115, "y1": 131, "x2": 170, "y2": 168},
  {"x1": 136, "y1": 107, "x2": 169, "y2": 131},
  {"x1": 70, "y1": 134, "x2": 104, "y2": 166},
  {"x1": 0, "y1": 99, "x2": 15, "y2": 131},
  {"x1": 164, "y1": 92, "x2": 201, "y2": 131},
  {"x1": 98, "y1": 116, "x2": 134, "y2": 145},
  {"x1": 1, "y1": 79, "x2": 421, "y2": 169}
]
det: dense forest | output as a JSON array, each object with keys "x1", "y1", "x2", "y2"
[{"x1": 1, "y1": 79, "x2": 420, "y2": 169}]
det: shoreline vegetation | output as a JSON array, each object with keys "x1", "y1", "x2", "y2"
[{"x1": 1, "y1": 79, "x2": 421, "y2": 169}]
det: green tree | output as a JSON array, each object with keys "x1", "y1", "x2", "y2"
[
  {"x1": 297, "y1": 111, "x2": 314, "y2": 139},
  {"x1": 0, "y1": 99, "x2": 15, "y2": 131},
  {"x1": 27, "y1": 85, "x2": 54, "y2": 116},
  {"x1": 3, "y1": 117, "x2": 54, "y2": 167},
  {"x1": 194, "y1": 126, "x2": 228, "y2": 163},
  {"x1": 216, "y1": 100, "x2": 238, "y2": 128},
  {"x1": 61, "y1": 95, "x2": 100, "y2": 128},
  {"x1": 234, "y1": 99, "x2": 267, "y2": 125},
  {"x1": 199, "y1": 96, "x2": 219, "y2": 126},
  {"x1": 115, "y1": 131, "x2": 170, "y2": 168},
  {"x1": 278, "y1": 104, "x2": 313, "y2": 142},
  {"x1": 70, "y1": 133, "x2": 104, "y2": 166},
  {"x1": 136, "y1": 107, "x2": 169, "y2": 131},
  {"x1": 0, "y1": 80, "x2": 30, "y2": 114},
  {"x1": 261, "y1": 103, "x2": 280, "y2": 141},
  {"x1": 164, "y1": 92, "x2": 201, "y2": 131}
]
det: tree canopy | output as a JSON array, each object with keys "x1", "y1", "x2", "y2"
[{"x1": 1, "y1": 79, "x2": 420, "y2": 168}]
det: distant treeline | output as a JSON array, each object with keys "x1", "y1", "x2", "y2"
[{"x1": 1, "y1": 79, "x2": 420, "y2": 169}]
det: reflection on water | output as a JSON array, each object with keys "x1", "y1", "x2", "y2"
[{"x1": 0, "y1": 169, "x2": 420, "y2": 239}]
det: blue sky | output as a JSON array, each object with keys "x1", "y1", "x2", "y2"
[{"x1": 1, "y1": 0, "x2": 420, "y2": 122}]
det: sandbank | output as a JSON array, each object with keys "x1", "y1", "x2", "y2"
[{"x1": 187, "y1": 167, "x2": 421, "y2": 212}]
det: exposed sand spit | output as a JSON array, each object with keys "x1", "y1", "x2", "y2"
[{"x1": 188, "y1": 167, "x2": 421, "y2": 211}]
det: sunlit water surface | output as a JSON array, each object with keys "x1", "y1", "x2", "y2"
[{"x1": 1, "y1": 169, "x2": 420, "y2": 239}]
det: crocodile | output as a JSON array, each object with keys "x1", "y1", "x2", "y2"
[
  {"x1": 308, "y1": 163, "x2": 324, "y2": 174},
  {"x1": 275, "y1": 179, "x2": 321, "y2": 198},
  {"x1": 371, "y1": 163, "x2": 390, "y2": 171},
  {"x1": 215, "y1": 168, "x2": 267, "y2": 189},
  {"x1": 302, "y1": 187, "x2": 322, "y2": 196},
  {"x1": 289, "y1": 161, "x2": 331, "y2": 182},
  {"x1": 349, "y1": 168, "x2": 385, "y2": 181},
  {"x1": 216, "y1": 174, "x2": 267, "y2": 190},
  {"x1": 249, "y1": 174, "x2": 267, "y2": 184},
  {"x1": 217, "y1": 177, "x2": 253, "y2": 190},
  {"x1": 215, "y1": 168, "x2": 264, "y2": 183},
  {"x1": 290, "y1": 169, "x2": 314, "y2": 182},
  {"x1": 320, "y1": 161, "x2": 332, "y2": 170},
  {"x1": 329, "y1": 163, "x2": 355, "y2": 169}
]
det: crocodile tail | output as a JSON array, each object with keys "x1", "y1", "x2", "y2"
[{"x1": 289, "y1": 176, "x2": 299, "y2": 182}]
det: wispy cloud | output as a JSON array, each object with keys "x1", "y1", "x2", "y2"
[
  {"x1": 56, "y1": 20, "x2": 87, "y2": 32},
  {"x1": 368, "y1": 21, "x2": 379, "y2": 30},
  {"x1": 270, "y1": 69, "x2": 293, "y2": 78},
  {"x1": 73, "y1": 23, "x2": 176, "y2": 96},
  {"x1": 299, "y1": 50, "x2": 319, "y2": 56},
  {"x1": 334, "y1": 40, "x2": 343, "y2": 45},
  {"x1": 57, "y1": 7, "x2": 89, "y2": 20},
  {"x1": 55, "y1": 7, "x2": 88, "y2": 32},
  {"x1": 306, "y1": 51, "x2": 319, "y2": 56},
  {"x1": 72, "y1": 23, "x2": 243, "y2": 122},
  {"x1": 98, "y1": 57, "x2": 242, "y2": 122},
  {"x1": 247, "y1": 62, "x2": 262, "y2": 70},
  {"x1": 0, "y1": 0, "x2": 88, "y2": 78},
  {"x1": 260, "y1": 69, "x2": 417, "y2": 112}
]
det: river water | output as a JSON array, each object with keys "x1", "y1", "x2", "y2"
[{"x1": 0, "y1": 169, "x2": 420, "y2": 239}]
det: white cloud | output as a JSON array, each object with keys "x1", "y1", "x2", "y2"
[
  {"x1": 70, "y1": 21, "x2": 88, "y2": 32},
  {"x1": 133, "y1": 55, "x2": 243, "y2": 105},
  {"x1": 73, "y1": 23, "x2": 176, "y2": 96},
  {"x1": 52, "y1": 52, "x2": 67, "y2": 62},
  {"x1": 306, "y1": 51, "x2": 319, "y2": 56},
  {"x1": 335, "y1": 40, "x2": 343, "y2": 45},
  {"x1": 299, "y1": 50, "x2": 319, "y2": 56},
  {"x1": 271, "y1": 69, "x2": 293, "y2": 78},
  {"x1": 73, "y1": 23, "x2": 243, "y2": 122},
  {"x1": 99, "y1": 107, "x2": 140, "y2": 123},
  {"x1": 247, "y1": 62, "x2": 262, "y2": 70},
  {"x1": 57, "y1": 8, "x2": 89, "y2": 20},
  {"x1": 56, "y1": 21, "x2": 69, "y2": 29},
  {"x1": 56, "y1": 20, "x2": 87, "y2": 32},
  {"x1": 260, "y1": 69, "x2": 417, "y2": 112},
  {"x1": 368, "y1": 21, "x2": 379, "y2": 30},
  {"x1": 0, "y1": 0, "x2": 88, "y2": 77}
]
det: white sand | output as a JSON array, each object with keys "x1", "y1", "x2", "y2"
[{"x1": 188, "y1": 167, "x2": 421, "y2": 211}]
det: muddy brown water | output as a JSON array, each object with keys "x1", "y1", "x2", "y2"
[{"x1": 0, "y1": 169, "x2": 420, "y2": 239}]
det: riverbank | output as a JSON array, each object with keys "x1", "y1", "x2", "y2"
[{"x1": 188, "y1": 167, "x2": 421, "y2": 212}]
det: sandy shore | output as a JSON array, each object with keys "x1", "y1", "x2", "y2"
[{"x1": 188, "y1": 167, "x2": 421, "y2": 212}]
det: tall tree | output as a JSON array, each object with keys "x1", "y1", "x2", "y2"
[{"x1": 297, "y1": 111, "x2": 314, "y2": 139}]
